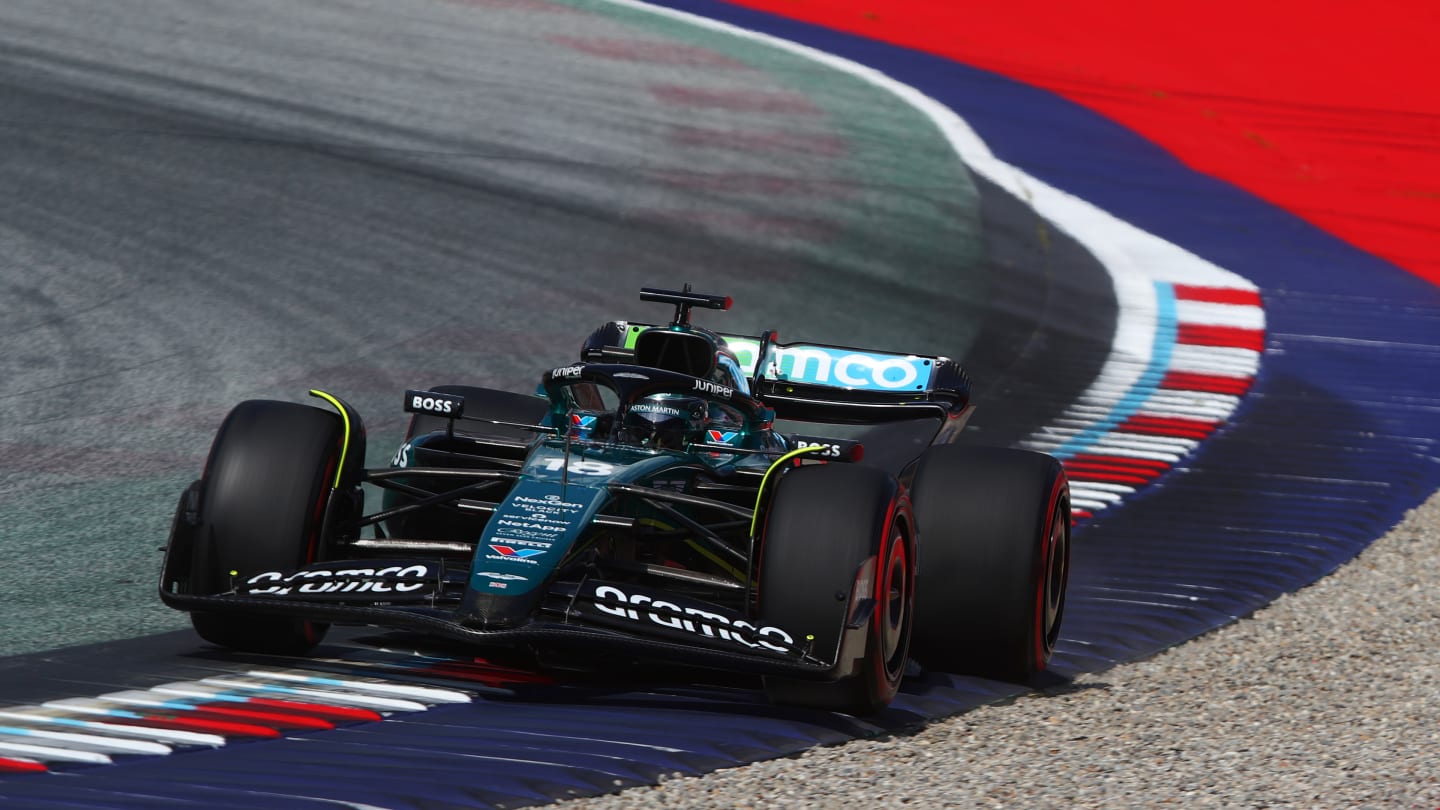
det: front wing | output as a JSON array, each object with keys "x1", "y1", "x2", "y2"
[{"x1": 159, "y1": 550, "x2": 839, "y2": 679}]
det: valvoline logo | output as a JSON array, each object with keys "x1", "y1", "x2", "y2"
[
  {"x1": 490, "y1": 545, "x2": 545, "y2": 559},
  {"x1": 726, "y1": 340, "x2": 932, "y2": 392},
  {"x1": 708, "y1": 430, "x2": 740, "y2": 444},
  {"x1": 571, "y1": 414, "x2": 597, "y2": 429}
]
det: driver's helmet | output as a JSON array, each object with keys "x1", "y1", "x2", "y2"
[{"x1": 621, "y1": 395, "x2": 707, "y2": 450}]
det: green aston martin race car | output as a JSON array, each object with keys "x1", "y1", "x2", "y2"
[{"x1": 161, "y1": 286, "x2": 1070, "y2": 715}]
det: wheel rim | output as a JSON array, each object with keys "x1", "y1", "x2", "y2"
[
  {"x1": 880, "y1": 527, "x2": 910, "y2": 676},
  {"x1": 1041, "y1": 503, "x2": 1070, "y2": 654}
]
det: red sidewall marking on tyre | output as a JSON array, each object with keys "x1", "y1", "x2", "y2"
[
  {"x1": 871, "y1": 495, "x2": 900, "y2": 686},
  {"x1": 301, "y1": 450, "x2": 340, "y2": 645},
  {"x1": 1034, "y1": 474, "x2": 1067, "y2": 668}
]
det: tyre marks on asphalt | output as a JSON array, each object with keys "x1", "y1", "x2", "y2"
[
  {"x1": 638, "y1": 76, "x2": 848, "y2": 252},
  {"x1": 559, "y1": 0, "x2": 994, "y2": 357},
  {"x1": 646, "y1": 85, "x2": 822, "y2": 114},
  {"x1": 666, "y1": 126, "x2": 848, "y2": 157},
  {"x1": 547, "y1": 35, "x2": 751, "y2": 68}
]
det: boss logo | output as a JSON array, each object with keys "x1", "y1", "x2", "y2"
[
  {"x1": 790, "y1": 435, "x2": 862, "y2": 461},
  {"x1": 795, "y1": 440, "x2": 842, "y2": 458},
  {"x1": 404, "y1": 389, "x2": 465, "y2": 417},
  {"x1": 412, "y1": 396, "x2": 457, "y2": 413}
]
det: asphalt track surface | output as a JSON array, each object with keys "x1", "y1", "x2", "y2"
[
  {"x1": 0, "y1": 1, "x2": 1112, "y2": 662},
  {"x1": 6, "y1": 0, "x2": 1440, "y2": 803},
  {"x1": 18, "y1": 0, "x2": 1424, "y2": 806},
  {"x1": 0, "y1": 0, "x2": 1128, "y2": 802}
]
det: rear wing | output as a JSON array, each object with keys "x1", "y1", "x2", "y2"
[{"x1": 584, "y1": 321, "x2": 971, "y2": 424}]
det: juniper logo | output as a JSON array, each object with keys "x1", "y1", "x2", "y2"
[{"x1": 693, "y1": 379, "x2": 734, "y2": 398}]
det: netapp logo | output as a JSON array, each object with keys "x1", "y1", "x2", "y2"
[{"x1": 591, "y1": 584, "x2": 794, "y2": 653}]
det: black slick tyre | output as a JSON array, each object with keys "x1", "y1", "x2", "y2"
[
  {"x1": 908, "y1": 444, "x2": 1070, "y2": 681},
  {"x1": 188, "y1": 399, "x2": 343, "y2": 655},
  {"x1": 758, "y1": 463, "x2": 914, "y2": 715}
]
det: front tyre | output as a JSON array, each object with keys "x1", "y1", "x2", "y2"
[
  {"x1": 908, "y1": 445, "x2": 1070, "y2": 681},
  {"x1": 758, "y1": 464, "x2": 914, "y2": 715},
  {"x1": 188, "y1": 400, "x2": 343, "y2": 655}
]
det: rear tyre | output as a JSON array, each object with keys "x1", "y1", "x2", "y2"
[
  {"x1": 908, "y1": 445, "x2": 1070, "y2": 681},
  {"x1": 189, "y1": 400, "x2": 343, "y2": 655},
  {"x1": 759, "y1": 464, "x2": 913, "y2": 715}
]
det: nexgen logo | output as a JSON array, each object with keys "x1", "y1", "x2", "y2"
[{"x1": 726, "y1": 342, "x2": 931, "y2": 392}]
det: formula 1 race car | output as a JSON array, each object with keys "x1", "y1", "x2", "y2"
[{"x1": 160, "y1": 287, "x2": 1070, "y2": 715}]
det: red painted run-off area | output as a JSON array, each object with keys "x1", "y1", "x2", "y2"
[{"x1": 716, "y1": 0, "x2": 1440, "y2": 285}]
